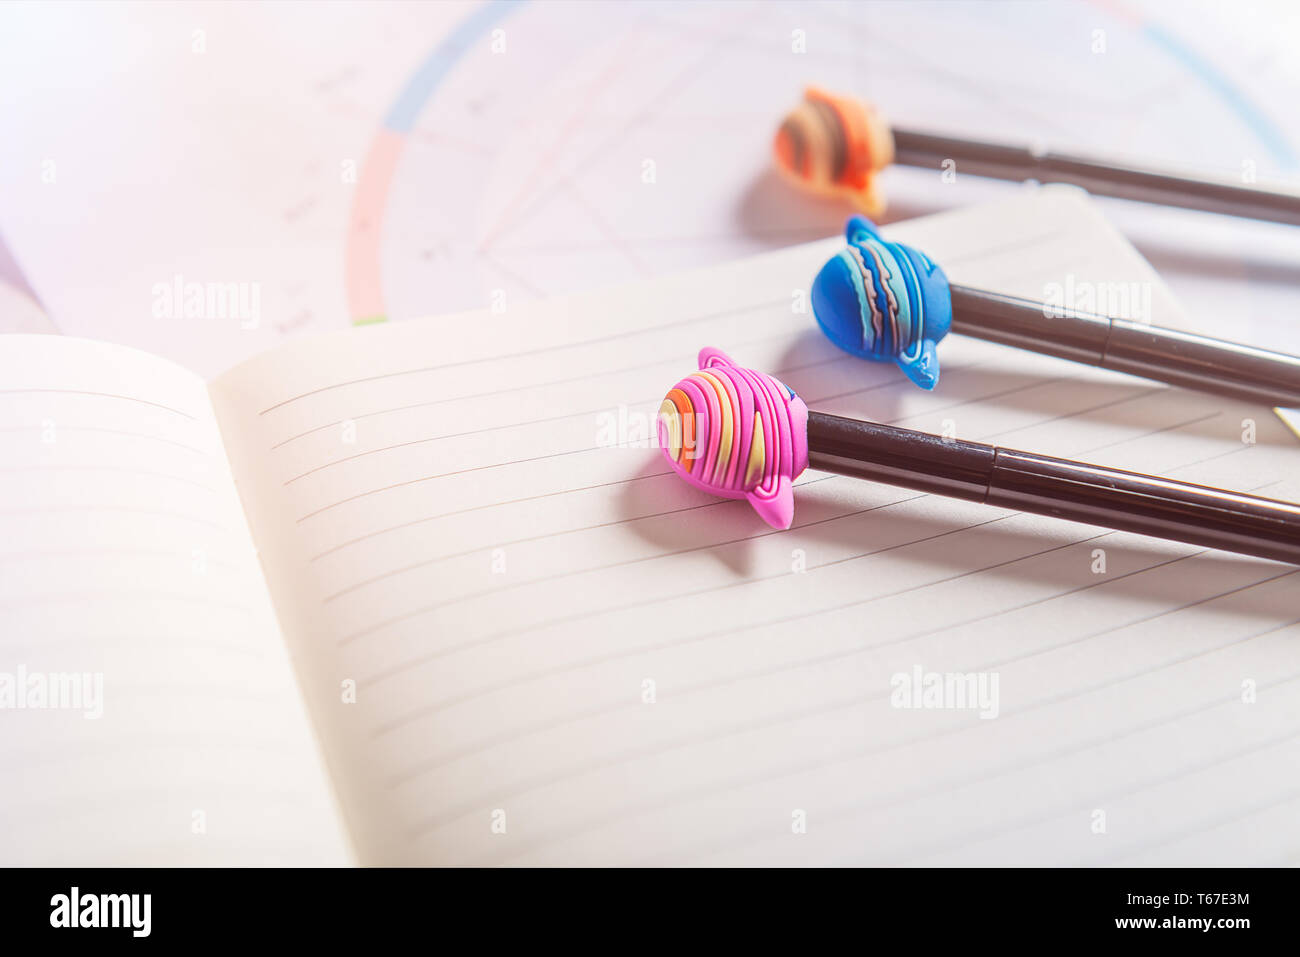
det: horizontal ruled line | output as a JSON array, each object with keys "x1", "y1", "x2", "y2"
[
  {"x1": 402, "y1": 566, "x2": 1294, "y2": 846},
  {"x1": 0, "y1": 389, "x2": 195, "y2": 419},
  {"x1": 322, "y1": 475, "x2": 837, "y2": 603},
  {"x1": 0, "y1": 425, "x2": 210, "y2": 456},
  {"x1": 257, "y1": 295, "x2": 786, "y2": 415},
  {"x1": 267, "y1": 329, "x2": 845, "y2": 451},
  {"x1": 289, "y1": 358, "x2": 1011, "y2": 528}
]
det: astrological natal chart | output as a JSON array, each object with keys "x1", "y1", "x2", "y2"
[{"x1": 348, "y1": 0, "x2": 1300, "y2": 348}]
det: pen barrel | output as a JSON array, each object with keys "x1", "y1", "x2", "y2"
[
  {"x1": 891, "y1": 127, "x2": 1300, "y2": 226},
  {"x1": 949, "y1": 285, "x2": 1111, "y2": 364},
  {"x1": 805, "y1": 412, "x2": 1300, "y2": 564},
  {"x1": 948, "y1": 285, "x2": 1300, "y2": 408},
  {"x1": 987, "y1": 449, "x2": 1300, "y2": 565},
  {"x1": 807, "y1": 412, "x2": 994, "y2": 501},
  {"x1": 1102, "y1": 320, "x2": 1300, "y2": 407}
]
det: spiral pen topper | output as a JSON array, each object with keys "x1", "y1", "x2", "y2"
[
  {"x1": 812, "y1": 215, "x2": 951, "y2": 389},
  {"x1": 657, "y1": 349, "x2": 1300, "y2": 564},
  {"x1": 773, "y1": 86, "x2": 895, "y2": 217},
  {"x1": 659, "y1": 347, "x2": 808, "y2": 529},
  {"x1": 774, "y1": 87, "x2": 1300, "y2": 226},
  {"x1": 813, "y1": 216, "x2": 1300, "y2": 408}
]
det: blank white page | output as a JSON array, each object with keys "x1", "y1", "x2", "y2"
[
  {"x1": 209, "y1": 186, "x2": 1300, "y2": 865},
  {"x1": 0, "y1": 336, "x2": 350, "y2": 865}
]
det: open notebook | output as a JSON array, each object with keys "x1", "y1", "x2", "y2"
[{"x1": 3, "y1": 186, "x2": 1297, "y2": 866}]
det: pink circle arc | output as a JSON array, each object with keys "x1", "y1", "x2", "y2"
[{"x1": 344, "y1": 1, "x2": 523, "y2": 326}]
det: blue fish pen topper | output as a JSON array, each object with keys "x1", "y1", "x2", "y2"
[{"x1": 811, "y1": 215, "x2": 953, "y2": 389}]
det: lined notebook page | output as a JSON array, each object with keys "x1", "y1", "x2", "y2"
[
  {"x1": 210, "y1": 187, "x2": 1300, "y2": 865},
  {"x1": 0, "y1": 336, "x2": 349, "y2": 865}
]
